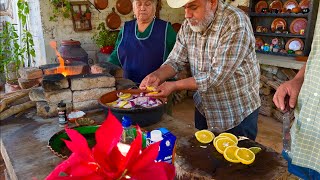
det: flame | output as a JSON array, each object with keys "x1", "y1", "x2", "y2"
[{"x1": 50, "y1": 41, "x2": 69, "y2": 76}]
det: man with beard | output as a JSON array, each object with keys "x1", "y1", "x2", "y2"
[{"x1": 140, "y1": 0, "x2": 260, "y2": 140}]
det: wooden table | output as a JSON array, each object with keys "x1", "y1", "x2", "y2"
[{"x1": 0, "y1": 109, "x2": 288, "y2": 179}]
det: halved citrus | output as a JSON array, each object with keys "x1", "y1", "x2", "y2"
[
  {"x1": 195, "y1": 130, "x2": 215, "y2": 144},
  {"x1": 249, "y1": 147, "x2": 262, "y2": 154},
  {"x1": 118, "y1": 93, "x2": 132, "y2": 100},
  {"x1": 218, "y1": 133, "x2": 238, "y2": 144},
  {"x1": 215, "y1": 137, "x2": 237, "y2": 154},
  {"x1": 235, "y1": 148, "x2": 255, "y2": 165},
  {"x1": 223, "y1": 146, "x2": 240, "y2": 163}
]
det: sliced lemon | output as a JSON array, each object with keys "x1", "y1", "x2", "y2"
[
  {"x1": 215, "y1": 137, "x2": 237, "y2": 154},
  {"x1": 118, "y1": 101, "x2": 128, "y2": 108},
  {"x1": 213, "y1": 136, "x2": 229, "y2": 149},
  {"x1": 195, "y1": 130, "x2": 215, "y2": 144},
  {"x1": 235, "y1": 148, "x2": 255, "y2": 165},
  {"x1": 146, "y1": 86, "x2": 156, "y2": 92},
  {"x1": 218, "y1": 133, "x2": 238, "y2": 145},
  {"x1": 118, "y1": 93, "x2": 132, "y2": 100},
  {"x1": 147, "y1": 91, "x2": 159, "y2": 95},
  {"x1": 223, "y1": 146, "x2": 240, "y2": 163},
  {"x1": 106, "y1": 101, "x2": 117, "y2": 106},
  {"x1": 249, "y1": 147, "x2": 262, "y2": 154}
]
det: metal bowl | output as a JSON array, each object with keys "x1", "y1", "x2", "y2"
[{"x1": 98, "y1": 89, "x2": 164, "y2": 127}]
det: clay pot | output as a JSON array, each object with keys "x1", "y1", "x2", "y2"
[
  {"x1": 106, "y1": 8, "x2": 121, "y2": 30},
  {"x1": 94, "y1": 0, "x2": 108, "y2": 10},
  {"x1": 116, "y1": 0, "x2": 132, "y2": 15}
]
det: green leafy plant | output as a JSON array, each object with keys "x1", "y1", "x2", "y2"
[
  {"x1": 49, "y1": 0, "x2": 71, "y2": 21},
  {"x1": 92, "y1": 23, "x2": 119, "y2": 48},
  {"x1": 0, "y1": 22, "x2": 21, "y2": 77},
  {"x1": 0, "y1": 0, "x2": 36, "y2": 81}
]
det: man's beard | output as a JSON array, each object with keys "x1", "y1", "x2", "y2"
[{"x1": 187, "y1": 5, "x2": 215, "y2": 32}]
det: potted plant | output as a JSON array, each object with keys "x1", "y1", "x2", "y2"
[
  {"x1": 73, "y1": 10, "x2": 81, "y2": 21},
  {"x1": 85, "y1": 8, "x2": 91, "y2": 20},
  {"x1": 49, "y1": 0, "x2": 71, "y2": 21},
  {"x1": 92, "y1": 23, "x2": 119, "y2": 54}
]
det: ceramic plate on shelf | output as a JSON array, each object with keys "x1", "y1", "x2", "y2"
[
  {"x1": 255, "y1": 1, "x2": 268, "y2": 13},
  {"x1": 255, "y1": 37, "x2": 264, "y2": 48},
  {"x1": 285, "y1": 38, "x2": 304, "y2": 51},
  {"x1": 290, "y1": 18, "x2": 307, "y2": 34},
  {"x1": 271, "y1": 18, "x2": 287, "y2": 32},
  {"x1": 269, "y1": 0, "x2": 283, "y2": 10},
  {"x1": 299, "y1": 0, "x2": 310, "y2": 9},
  {"x1": 284, "y1": 0, "x2": 299, "y2": 10}
]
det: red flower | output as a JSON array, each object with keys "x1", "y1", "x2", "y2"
[{"x1": 46, "y1": 110, "x2": 175, "y2": 180}]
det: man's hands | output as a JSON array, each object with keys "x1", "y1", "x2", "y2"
[
  {"x1": 273, "y1": 78, "x2": 303, "y2": 111},
  {"x1": 139, "y1": 73, "x2": 161, "y2": 90}
]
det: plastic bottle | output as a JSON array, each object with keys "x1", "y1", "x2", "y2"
[
  {"x1": 147, "y1": 130, "x2": 163, "y2": 146},
  {"x1": 120, "y1": 116, "x2": 135, "y2": 144},
  {"x1": 57, "y1": 100, "x2": 67, "y2": 127}
]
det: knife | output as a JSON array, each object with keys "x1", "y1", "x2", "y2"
[{"x1": 283, "y1": 95, "x2": 292, "y2": 153}]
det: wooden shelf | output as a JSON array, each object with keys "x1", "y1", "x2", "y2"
[
  {"x1": 256, "y1": 50, "x2": 298, "y2": 57},
  {"x1": 257, "y1": 54, "x2": 305, "y2": 70},
  {"x1": 254, "y1": 32, "x2": 306, "y2": 38},
  {"x1": 249, "y1": 0, "x2": 319, "y2": 57},
  {"x1": 249, "y1": 12, "x2": 309, "y2": 18}
]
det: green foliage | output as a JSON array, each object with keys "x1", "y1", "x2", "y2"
[
  {"x1": 92, "y1": 23, "x2": 119, "y2": 48},
  {"x1": 49, "y1": 0, "x2": 71, "y2": 21},
  {"x1": 0, "y1": 0, "x2": 36, "y2": 76},
  {"x1": 0, "y1": 23, "x2": 21, "y2": 75}
]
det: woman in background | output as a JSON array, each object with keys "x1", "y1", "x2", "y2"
[{"x1": 108, "y1": 0, "x2": 177, "y2": 84}]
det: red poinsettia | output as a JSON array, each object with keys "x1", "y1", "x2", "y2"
[{"x1": 46, "y1": 111, "x2": 175, "y2": 180}]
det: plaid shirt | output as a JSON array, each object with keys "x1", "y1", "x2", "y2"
[
  {"x1": 291, "y1": 9, "x2": 320, "y2": 172},
  {"x1": 164, "y1": 0, "x2": 260, "y2": 132}
]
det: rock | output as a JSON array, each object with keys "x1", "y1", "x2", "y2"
[
  {"x1": 29, "y1": 87, "x2": 46, "y2": 102},
  {"x1": 18, "y1": 67, "x2": 43, "y2": 79},
  {"x1": 36, "y1": 101, "x2": 72, "y2": 118},
  {"x1": 42, "y1": 74, "x2": 69, "y2": 92},
  {"x1": 70, "y1": 74, "x2": 115, "y2": 90},
  {"x1": 44, "y1": 89, "x2": 72, "y2": 103},
  {"x1": 72, "y1": 87, "x2": 115, "y2": 102},
  {"x1": 18, "y1": 78, "x2": 41, "y2": 89}
]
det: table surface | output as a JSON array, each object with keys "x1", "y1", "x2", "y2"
[{"x1": 0, "y1": 109, "x2": 288, "y2": 180}]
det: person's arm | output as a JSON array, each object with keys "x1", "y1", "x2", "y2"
[
  {"x1": 108, "y1": 28, "x2": 123, "y2": 67},
  {"x1": 273, "y1": 64, "x2": 306, "y2": 110}
]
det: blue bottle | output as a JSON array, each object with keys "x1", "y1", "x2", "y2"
[{"x1": 121, "y1": 116, "x2": 135, "y2": 144}]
